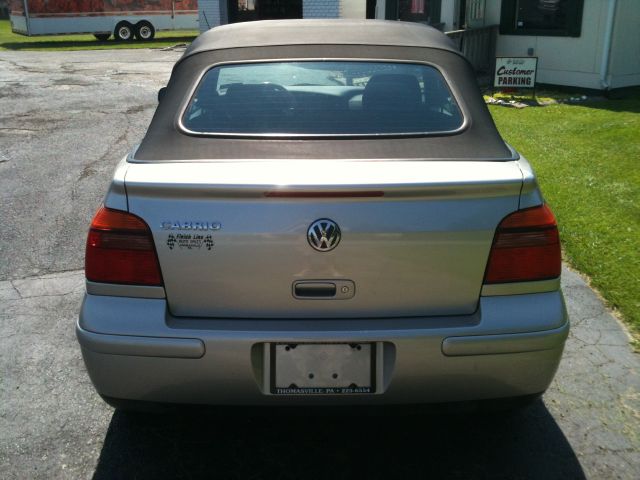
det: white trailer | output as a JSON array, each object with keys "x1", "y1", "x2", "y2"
[{"x1": 9, "y1": 0, "x2": 198, "y2": 41}]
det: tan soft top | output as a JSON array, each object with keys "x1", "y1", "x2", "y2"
[{"x1": 183, "y1": 19, "x2": 460, "y2": 58}]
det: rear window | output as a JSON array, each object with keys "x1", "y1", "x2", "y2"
[{"x1": 181, "y1": 61, "x2": 464, "y2": 136}]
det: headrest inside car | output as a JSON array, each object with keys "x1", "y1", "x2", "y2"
[{"x1": 362, "y1": 74, "x2": 422, "y2": 113}]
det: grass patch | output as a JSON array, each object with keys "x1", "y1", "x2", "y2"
[
  {"x1": 489, "y1": 92, "x2": 640, "y2": 335},
  {"x1": 0, "y1": 20, "x2": 197, "y2": 51}
]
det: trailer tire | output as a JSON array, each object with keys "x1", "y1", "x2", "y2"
[
  {"x1": 114, "y1": 22, "x2": 134, "y2": 41},
  {"x1": 94, "y1": 33, "x2": 110, "y2": 42},
  {"x1": 135, "y1": 21, "x2": 155, "y2": 41}
]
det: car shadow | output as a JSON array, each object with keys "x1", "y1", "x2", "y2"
[{"x1": 92, "y1": 399, "x2": 585, "y2": 479}]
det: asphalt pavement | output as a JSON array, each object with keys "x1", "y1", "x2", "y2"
[{"x1": 0, "y1": 50, "x2": 638, "y2": 479}]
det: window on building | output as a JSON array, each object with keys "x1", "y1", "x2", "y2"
[
  {"x1": 500, "y1": 0, "x2": 583, "y2": 37},
  {"x1": 385, "y1": 0, "x2": 442, "y2": 26},
  {"x1": 366, "y1": 0, "x2": 377, "y2": 19},
  {"x1": 228, "y1": 0, "x2": 302, "y2": 23}
]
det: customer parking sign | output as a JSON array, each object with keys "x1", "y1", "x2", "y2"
[{"x1": 494, "y1": 57, "x2": 538, "y2": 88}]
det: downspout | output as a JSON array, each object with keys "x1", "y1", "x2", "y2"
[
  {"x1": 22, "y1": 0, "x2": 31, "y2": 36},
  {"x1": 600, "y1": 0, "x2": 618, "y2": 90},
  {"x1": 201, "y1": 11, "x2": 210, "y2": 30}
]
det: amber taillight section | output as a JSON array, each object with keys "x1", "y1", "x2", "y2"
[
  {"x1": 85, "y1": 206, "x2": 163, "y2": 286},
  {"x1": 484, "y1": 204, "x2": 561, "y2": 284}
]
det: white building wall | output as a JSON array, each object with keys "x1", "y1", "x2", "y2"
[
  {"x1": 440, "y1": 0, "x2": 458, "y2": 31},
  {"x1": 340, "y1": 0, "x2": 366, "y2": 19},
  {"x1": 199, "y1": 0, "x2": 222, "y2": 33},
  {"x1": 303, "y1": 0, "x2": 340, "y2": 18},
  {"x1": 608, "y1": 0, "x2": 640, "y2": 89},
  {"x1": 489, "y1": 0, "x2": 612, "y2": 90}
]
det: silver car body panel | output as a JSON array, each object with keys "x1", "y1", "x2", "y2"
[
  {"x1": 121, "y1": 158, "x2": 530, "y2": 319},
  {"x1": 77, "y1": 290, "x2": 568, "y2": 404},
  {"x1": 83, "y1": 152, "x2": 568, "y2": 406},
  {"x1": 103, "y1": 155, "x2": 128, "y2": 211}
]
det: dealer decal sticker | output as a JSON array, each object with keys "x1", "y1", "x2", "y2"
[{"x1": 167, "y1": 234, "x2": 214, "y2": 251}]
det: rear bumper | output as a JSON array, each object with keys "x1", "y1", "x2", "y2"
[{"x1": 77, "y1": 291, "x2": 569, "y2": 406}]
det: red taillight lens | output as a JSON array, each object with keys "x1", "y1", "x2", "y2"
[
  {"x1": 85, "y1": 206, "x2": 163, "y2": 286},
  {"x1": 484, "y1": 204, "x2": 561, "y2": 284}
]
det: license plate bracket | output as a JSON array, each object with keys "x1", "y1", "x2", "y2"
[{"x1": 271, "y1": 343, "x2": 375, "y2": 395}]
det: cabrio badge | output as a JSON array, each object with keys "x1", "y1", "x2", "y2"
[
  {"x1": 307, "y1": 219, "x2": 341, "y2": 252},
  {"x1": 161, "y1": 221, "x2": 221, "y2": 231}
]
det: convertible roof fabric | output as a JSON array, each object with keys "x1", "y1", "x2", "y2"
[
  {"x1": 183, "y1": 19, "x2": 461, "y2": 59},
  {"x1": 134, "y1": 21, "x2": 513, "y2": 162}
]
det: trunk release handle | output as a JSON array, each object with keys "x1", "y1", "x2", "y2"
[{"x1": 293, "y1": 280, "x2": 355, "y2": 300}]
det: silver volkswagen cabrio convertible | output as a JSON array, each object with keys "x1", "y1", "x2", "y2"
[{"x1": 77, "y1": 19, "x2": 568, "y2": 409}]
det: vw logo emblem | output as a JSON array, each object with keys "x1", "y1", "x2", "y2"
[{"x1": 307, "y1": 219, "x2": 341, "y2": 252}]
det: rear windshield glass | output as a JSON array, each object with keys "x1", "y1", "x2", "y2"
[{"x1": 181, "y1": 61, "x2": 463, "y2": 136}]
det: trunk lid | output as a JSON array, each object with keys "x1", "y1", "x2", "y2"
[{"x1": 125, "y1": 160, "x2": 523, "y2": 318}]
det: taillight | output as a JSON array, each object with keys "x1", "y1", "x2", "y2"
[
  {"x1": 85, "y1": 206, "x2": 163, "y2": 286},
  {"x1": 484, "y1": 204, "x2": 561, "y2": 284}
]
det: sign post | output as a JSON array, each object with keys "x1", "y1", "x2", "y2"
[{"x1": 494, "y1": 57, "x2": 538, "y2": 98}]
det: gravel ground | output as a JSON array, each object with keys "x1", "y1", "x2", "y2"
[{"x1": 0, "y1": 50, "x2": 638, "y2": 479}]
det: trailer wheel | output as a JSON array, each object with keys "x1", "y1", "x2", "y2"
[
  {"x1": 114, "y1": 22, "x2": 134, "y2": 41},
  {"x1": 94, "y1": 33, "x2": 110, "y2": 42},
  {"x1": 135, "y1": 21, "x2": 155, "y2": 41}
]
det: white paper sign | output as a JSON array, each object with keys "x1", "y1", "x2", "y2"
[{"x1": 494, "y1": 57, "x2": 538, "y2": 88}]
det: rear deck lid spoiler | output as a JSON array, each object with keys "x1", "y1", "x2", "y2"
[{"x1": 123, "y1": 159, "x2": 525, "y2": 199}]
